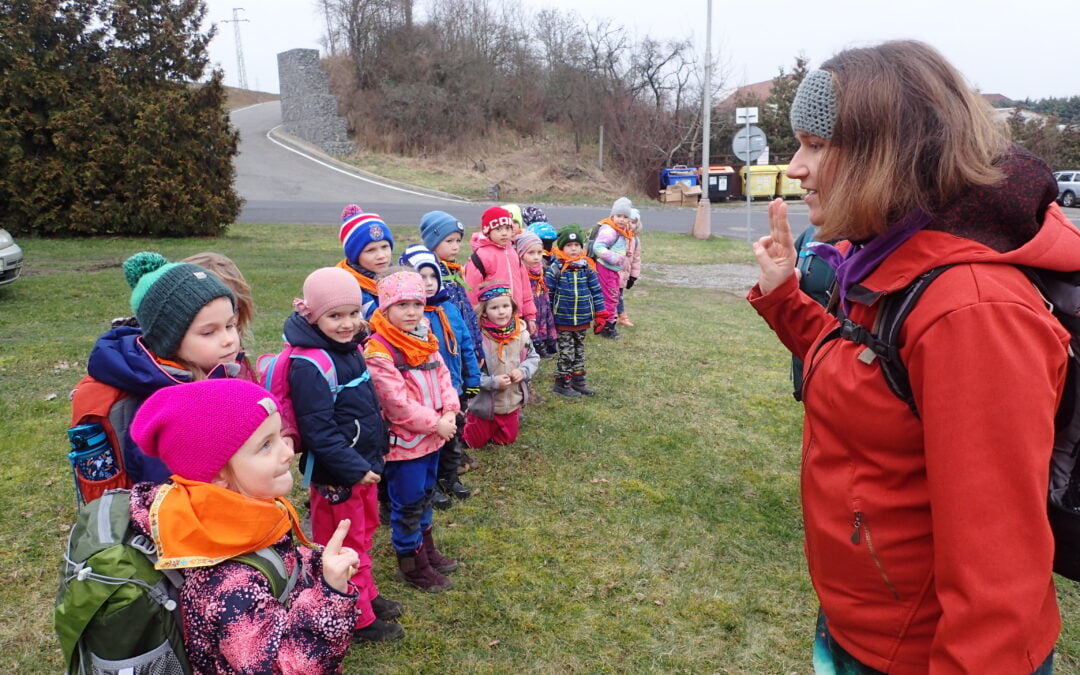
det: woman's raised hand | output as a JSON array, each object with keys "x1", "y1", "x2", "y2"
[{"x1": 752, "y1": 198, "x2": 798, "y2": 294}]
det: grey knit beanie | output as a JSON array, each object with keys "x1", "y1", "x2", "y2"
[
  {"x1": 790, "y1": 69, "x2": 837, "y2": 139},
  {"x1": 124, "y1": 252, "x2": 235, "y2": 359},
  {"x1": 611, "y1": 197, "x2": 633, "y2": 217}
]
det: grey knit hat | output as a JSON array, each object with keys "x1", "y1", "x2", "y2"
[
  {"x1": 790, "y1": 69, "x2": 837, "y2": 140},
  {"x1": 611, "y1": 197, "x2": 633, "y2": 217},
  {"x1": 124, "y1": 252, "x2": 235, "y2": 359}
]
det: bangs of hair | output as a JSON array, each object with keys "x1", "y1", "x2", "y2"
[{"x1": 816, "y1": 40, "x2": 1007, "y2": 241}]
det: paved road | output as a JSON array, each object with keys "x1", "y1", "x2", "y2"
[
  {"x1": 231, "y1": 101, "x2": 805, "y2": 241},
  {"x1": 232, "y1": 101, "x2": 1080, "y2": 238}
]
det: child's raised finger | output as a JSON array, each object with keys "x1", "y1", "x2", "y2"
[{"x1": 325, "y1": 519, "x2": 351, "y2": 554}]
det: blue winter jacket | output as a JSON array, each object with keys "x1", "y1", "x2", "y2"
[
  {"x1": 85, "y1": 326, "x2": 238, "y2": 484},
  {"x1": 438, "y1": 261, "x2": 484, "y2": 364},
  {"x1": 425, "y1": 295, "x2": 481, "y2": 394},
  {"x1": 283, "y1": 312, "x2": 389, "y2": 483},
  {"x1": 545, "y1": 259, "x2": 606, "y2": 327}
]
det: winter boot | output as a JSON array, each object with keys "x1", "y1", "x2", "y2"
[
  {"x1": 570, "y1": 372, "x2": 595, "y2": 396},
  {"x1": 537, "y1": 341, "x2": 554, "y2": 359},
  {"x1": 439, "y1": 476, "x2": 472, "y2": 500},
  {"x1": 552, "y1": 375, "x2": 581, "y2": 398},
  {"x1": 458, "y1": 449, "x2": 480, "y2": 474},
  {"x1": 617, "y1": 312, "x2": 635, "y2": 327},
  {"x1": 431, "y1": 484, "x2": 452, "y2": 511},
  {"x1": 352, "y1": 618, "x2": 405, "y2": 643},
  {"x1": 528, "y1": 382, "x2": 546, "y2": 405},
  {"x1": 395, "y1": 549, "x2": 452, "y2": 592},
  {"x1": 599, "y1": 321, "x2": 621, "y2": 339},
  {"x1": 422, "y1": 527, "x2": 459, "y2": 574},
  {"x1": 370, "y1": 594, "x2": 403, "y2": 621}
]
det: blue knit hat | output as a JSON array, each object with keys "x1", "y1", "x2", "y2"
[
  {"x1": 398, "y1": 244, "x2": 443, "y2": 299},
  {"x1": 340, "y1": 211, "x2": 393, "y2": 264},
  {"x1": 419, "y1": 210, "x2": 465, "y2": 252}
]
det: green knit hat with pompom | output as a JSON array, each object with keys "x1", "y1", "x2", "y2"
[{"x1": 123, "y1": 252, "x2": 235, "y2": 359}]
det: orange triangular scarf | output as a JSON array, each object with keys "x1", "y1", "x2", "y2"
[
  {"x1": 425, "y1": 304, "x2": 459, "y2": 356},
  {"x1": 336, "y1": 259, "x2": 378, "y2": 296},
  {"x1": 367, "y1": 309, "x2": 440, "y2": 367},
  {"x1": 553, "y1": 245, "x2": 597, "y2": 273},
  {"x1": 526, "y1": 267, "x2": 548, "y2": 296},
  {"x1": 481, "y1": 317, "x2": 524, "y2": 360},
  {"x1": 442, "y1": 260, "x2": 471, "y2": 291},
  {"x1": 598, "y1": 216, "x2": 635, "y2": 243},
  {"x1": 149, "y1": 476, "x2": 312, "y2": 570}
]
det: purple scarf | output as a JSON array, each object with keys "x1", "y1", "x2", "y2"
[{"x1": 814, "y1": 210, "x2": 932, "y2": 315}]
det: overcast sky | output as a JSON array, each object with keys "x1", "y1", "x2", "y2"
[{"x1": 202, "y1": 0, "x2": 1075, "y2": 102}]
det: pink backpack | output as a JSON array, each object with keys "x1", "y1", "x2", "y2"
[{"x1": 256, "y1": 345, "x2": 369, "y2": 486}]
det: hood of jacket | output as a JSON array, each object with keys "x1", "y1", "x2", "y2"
[
  {"x1": 86, "y1": 326, "x2": 189, "y2": 397},
  {"x1": 470, "y1": 231, "x2": 509, "y2": 253}
]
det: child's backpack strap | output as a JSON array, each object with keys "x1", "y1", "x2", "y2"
[
  {"x1": 232, "y1": 547, "x2": 300, "y2": 605},
  {"x1": 469, "y1": 251, "x2": 487, "y2": 278},
  {"x1": 367, "y1": 334, "x2": 410, "y2": 372}
]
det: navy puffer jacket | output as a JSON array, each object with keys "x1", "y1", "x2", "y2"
[{"x1": 283, "y1": 313, "x2": 389, "y2": 484}]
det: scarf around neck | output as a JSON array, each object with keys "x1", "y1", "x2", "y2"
[
  {"x1": 599, "y1": 217, "x2": 635, "y2": 242},
  {"x1": 425, "y1": 303, "x2": 458, "y2": 356},
  {"x1": 553, "y1": 246, "x2": 596, "y2": 272},
  {"x1": 441, "y1": 260, "x2": 471, "y2": 291},
  {"x1": 336, "y1": 259, "x2": 379, "y2": 296},
  {"x1": 149, "y1": 476, "x2": 311, "y2": 570},
  {"x1": 526, "y1": 266, "x2": 547, "y2": 296},
  {"x1": 481, "y1": 317, "x2": 523, "y2": 360},
  {"x1": 368, "y1": 308, "x2": 440, "y2": 367}
]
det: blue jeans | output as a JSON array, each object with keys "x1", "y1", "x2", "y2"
[{"x1": 382, "y1": 451, "x2": 439, "y2": 553}]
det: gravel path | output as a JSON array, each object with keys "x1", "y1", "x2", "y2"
[{"x1": 641, "y1": 263, "x2": 759, "y2": 294}]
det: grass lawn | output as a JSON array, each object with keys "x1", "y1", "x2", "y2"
[{"x1": 2, "y1": 225, "x2": 1078, "y2": 673}]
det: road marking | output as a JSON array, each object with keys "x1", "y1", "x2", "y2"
[{"x1": 264, "y1": 125, "x2": 469, "y2": 204}]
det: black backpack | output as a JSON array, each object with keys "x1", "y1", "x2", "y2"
[{"x1": 833, "y1": 264, "x2": 1080, "y2": 580}]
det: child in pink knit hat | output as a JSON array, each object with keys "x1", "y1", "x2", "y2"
[
  {"x1": 363, "y1": 268, "x2": 462, "y2": 592},
  {"x1": 281, "y1": 266, "x2": 404, "y2": 642},
  {"x1": 125, "y1": 378, "x2": 360, "y2": 673}
]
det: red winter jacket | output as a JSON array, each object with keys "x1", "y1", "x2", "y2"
[{"x1": 749, "y1": 204, "x2": 1079, "y2": 674}]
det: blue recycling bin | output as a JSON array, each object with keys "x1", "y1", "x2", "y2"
[{"x1": 660, "y1": 166, "x2": 699, "y2": 188}]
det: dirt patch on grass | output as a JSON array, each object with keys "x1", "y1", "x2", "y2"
[{"x1": 642, "y1": 263, "x2": 759, "y2": 295}]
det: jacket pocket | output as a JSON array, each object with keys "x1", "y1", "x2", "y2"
[{"x1": 851, "y1": 510, "x2": 901, "y2": 600}]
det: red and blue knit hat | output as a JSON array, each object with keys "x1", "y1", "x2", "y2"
[{"x1": 340, "y1": 210, "x2": 393, "y2": 264}]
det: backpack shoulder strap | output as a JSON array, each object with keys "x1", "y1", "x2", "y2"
[
  {"x1": 367, "y1": 334, "x2": 409, "y2": 371},
  {"x1": 288, "y1": 346, "x2": 339, "y2": 391},
  {"x1": 836, "y1": 265, "x2": 955, "y2": 418},
  {"x1": 232, "y1": 547, "x2": 301, "y2": 605},
  {"x1": 469, "y1": 251, "x2": 487, "y2": 278}
]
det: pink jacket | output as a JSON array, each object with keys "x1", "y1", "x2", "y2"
[
  {"x1": 364, "y1": 327, "x2": 461, "y2": 462},
  {"x1": 618, "y1": 236, "x2": 642, "y2": 287},
  {"x1": 464, "y1": 232, "x2": 537, "y2": 320}
]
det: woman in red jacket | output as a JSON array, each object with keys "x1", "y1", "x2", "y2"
[{"x1": 749, "y1": 40, "x2": 1077, "y2": 674}]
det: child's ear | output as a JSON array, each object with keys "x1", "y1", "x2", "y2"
[{"x1": 211, "y1": 466, "x2": 233, "y2": 490}]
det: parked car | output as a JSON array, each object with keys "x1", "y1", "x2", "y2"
[
  {"x1": 1055, "y1": 170, "x2": 1080, "y2": 208},
  {"x1": 0, "y1": 228, "x2": 24, "y2": 286}
]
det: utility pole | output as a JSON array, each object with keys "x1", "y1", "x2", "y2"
[
  {"x1": 221, "y1": 8, "x2": 249, "y2": 90},
  {"x1": 691, "y1": 0, "x2": 713, "y2": 240}
]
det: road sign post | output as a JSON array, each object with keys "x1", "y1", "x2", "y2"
[{"x1": 732, "y1": 112, "x2": 765, "y2": 241}]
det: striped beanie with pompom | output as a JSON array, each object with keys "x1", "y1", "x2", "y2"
[{"x1": 340, "y1": 211, "x2": 393, "y2": 264}]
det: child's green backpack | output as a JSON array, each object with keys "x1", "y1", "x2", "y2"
[{"x1": 54, "y1": 489, "x2": 298, "y2": 675}]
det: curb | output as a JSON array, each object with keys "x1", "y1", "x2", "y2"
[{"x1": 266, "y1": 126, "x2": 471, "y2": 203}]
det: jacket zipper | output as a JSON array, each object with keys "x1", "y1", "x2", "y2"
[{"x1": 851, "y1": 511, "x2": 901, "y2": 600}]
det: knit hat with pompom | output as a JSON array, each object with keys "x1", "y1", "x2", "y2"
[{"x1": 124, "y1": 251, "x2": 235, "y2": 359}]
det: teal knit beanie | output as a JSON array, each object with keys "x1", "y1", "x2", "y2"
[{"x1": 123, "y1": 252, "x2": 235, "y2": 359}]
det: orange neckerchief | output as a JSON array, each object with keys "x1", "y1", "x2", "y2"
[
  {"x1": 366, "y1": 309, "x2": 440, "y2": 367},
  {"x1": 425, "y1": 304, "x2": 459, "y2": 356},
  {"x1": 598, "y1": 216, "x2": 635, "y2": 243},
  {"x1": 335, "y1": 259, "x2": 378, "y2": 296},
  {"x1": 149, "y1": 477, "x2": 311, "y2": 570},
  {"x1": 442, "y1": 260, "x2": 471, "y2": 291},
  {"x1": 480, "y1": 317, "x2": 523, "y2": 360},
  {"x1": 526, "y1": 266, "x2": 547, "y2": 296},
  {"x1": 553, "y1": 245, "x2": 597, "y2": 272}
]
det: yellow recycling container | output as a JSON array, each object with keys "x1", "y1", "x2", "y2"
[
  {"x1": 738, "y1": 165, "x2": 780, "y2": 199},
  {"x1": 774, "y1": 165, "x2": 807, "y2": 199}
]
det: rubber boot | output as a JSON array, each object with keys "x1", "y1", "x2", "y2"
[
  {"x1": 570, "y1": 372, "x2": 595, "y2": 396},
  {"x1": 370, "y1": 594, "x2": 403, "y2": 621},
  {"x1": 552, "y1": 375, "x2": 581, "y2": 398},
  {"x1": 395, "y1": 549, "x2": 452, "y2": 592},
  {"x1": 438, "y1": 476, "x2": 471, "y2": 500},
  {"x1": 422, "y1": 527, "x2": 459, "y2": 574},
  {"x1": 352, "y1": 618, "x2": 405, "y2": 643},
  {"x1": 431, "y1": 484, "x2": 452, "y2": 511},
  {"x1": 617, "y1": 312, "x2": 634, "y2": 327}
]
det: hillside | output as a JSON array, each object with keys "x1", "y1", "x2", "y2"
[{"x1": 224, "y1": 86, "x2": 278, "y2": 110}]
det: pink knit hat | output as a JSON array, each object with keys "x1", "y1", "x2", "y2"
[
  {"x1": 377, "y1": 269, "x2": 426, "y2": 309},
  {"x1": 131, "y1": 379, "x2": 281, "y2": 483},
  {"x1": 513, "y1": 231, "x2": 542, "y2": 257},
  {"x1": 293, "y1": 267, "x2": 362, "y2": 322}
]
